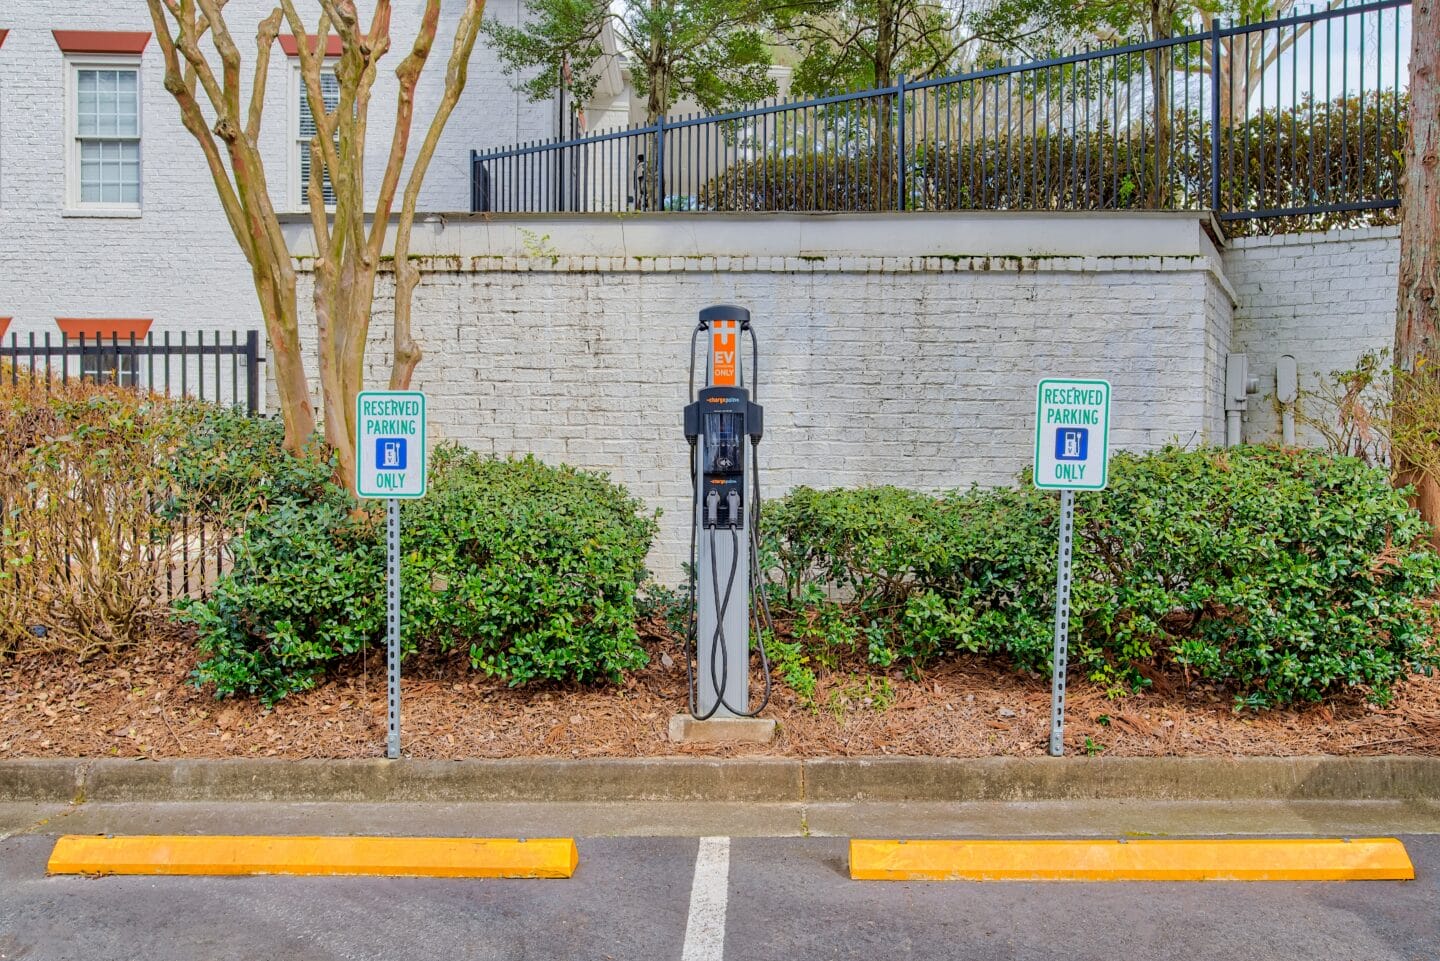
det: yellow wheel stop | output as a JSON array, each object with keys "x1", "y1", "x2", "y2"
[
  {"x1": 48, "y1": 835, "x2": 578, "y2": 879},
  {"x1": 849, "y1": 837, "x2": 1414, "y2": 882}
]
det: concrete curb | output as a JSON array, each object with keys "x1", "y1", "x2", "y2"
[
  {"x1": 802, "y1": 757, "x2": 1440, "y2": 802},
  {"x1": 1, "y1": 757, "x2": 1437, "y2": 804}
]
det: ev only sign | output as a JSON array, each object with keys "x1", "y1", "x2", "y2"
[{"x1": 1033, "y1": 378, "x2": 1110, "y2": 490}]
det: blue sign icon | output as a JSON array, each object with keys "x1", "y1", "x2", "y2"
[
  {"x1": 1055, "y1": 427, "x2": 1088, "y2": 462},
  {"x1": 376, "y1": 437, "x2": 407, "y2": 471}
]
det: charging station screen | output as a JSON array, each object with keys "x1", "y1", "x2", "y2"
[{"x1": 704, "y1": 412, "x2": 743, "y2": 473}]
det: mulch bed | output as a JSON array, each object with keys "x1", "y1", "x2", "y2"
[{"x1": 4, "y1": 620, "x2": 1440, "y2": 760}]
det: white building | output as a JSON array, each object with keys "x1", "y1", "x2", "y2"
[{"x1": 0, "y1": 3, "x2": 557, "y2": 353}]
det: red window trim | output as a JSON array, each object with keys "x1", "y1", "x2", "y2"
[
  {"x1": 55, "y1": 318, "x2": 154, "y2": 340},
  {"x1": 52, "y1": 31, "x2": 151, "y2": 55},
  {"x1": 0, "y1": 31, "x2": 9, "y2": 50},
  {"x1": 0, "y1": 318, "x2": 11, "y2": 339},
  {"x1": 279, "y1": 34, "x2": 342, "y2": 57}
]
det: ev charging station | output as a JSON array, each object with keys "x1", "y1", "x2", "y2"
[{"x1": 681, "y1": 306, "x2": 774, "y2": 727}]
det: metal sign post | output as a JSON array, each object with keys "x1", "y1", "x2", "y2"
[
  {"x1": 1033, "y1": 378, "x2": 1110, "y2": 757},
  {"x1": 387, "y1": 499, "x2": 401, "y2": 759},
  {"x1": 356, "y1": 390, "x2": 428, "y2": 760},
  {"x1": 1048, "y1": 490, "x2": 1075, "y2": 757}
]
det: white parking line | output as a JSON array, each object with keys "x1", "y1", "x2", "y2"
[{"x1": 680, "y1": 836, "x2": 730, "y2": 961}]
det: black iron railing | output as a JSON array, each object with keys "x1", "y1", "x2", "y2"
[
  {"x1": 1, "y1": 330, "x2": 266, "y2": 602},
  {"x1": 472, "y1": 0, "x2": 1410, "y2": 232},
  {"x1": 1, "y1": 329, "x2": 264, "y2": 414}
]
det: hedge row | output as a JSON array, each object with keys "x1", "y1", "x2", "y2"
[
  {"x1": 762, "y1": 446, "x2": 1440, "y2": 708},
  {"x1": 6, "y1": 377, "x2": 1435, "y2": 711},
  {"x1": 699, "y1": 93, "x2": 1404, "y2": 235}
]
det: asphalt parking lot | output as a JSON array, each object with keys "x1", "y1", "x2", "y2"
[{"x1": 2, "y1": 801, "x2": 1438, "y2": 961}]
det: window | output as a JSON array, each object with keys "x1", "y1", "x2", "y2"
[
  {"x1": 293, "y1": 67, "x2": 340, "y2": 209},
  {"x1": 68, "y1": 60, "x2": 142, "y2": 211},
  {"x1": 55, "y1": 318, "x2": 153, "y2": 386},
  {"x1": 80, "y1": 346, "x2": 140, "y2": 387}
]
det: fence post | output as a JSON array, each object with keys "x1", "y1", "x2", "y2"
[
  {"x1": 1210, "y1": 17, "x2": 1223, "y2": 214},
  {"x1": 654, "y1": 115, "x2": 667, "y2": 211},
  {"x1": 244, "y1": 330, "x2": 261, "y2": 416},
  {"x1": 472, "y1": 149, "x2": 483, "y2": 211},
  {"x1": 895, "y1": 75, "x2": 907, "y2": 211}
]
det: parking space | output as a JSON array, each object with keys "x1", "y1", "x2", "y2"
[{"x1": 0, "y1": 808, "x2": 1437, "y2": 961}]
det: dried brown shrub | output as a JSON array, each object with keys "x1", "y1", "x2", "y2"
[{"x1": 0, "y1": 369, "x2": 204, "y2": 658}]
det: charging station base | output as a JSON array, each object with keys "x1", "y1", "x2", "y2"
[{"x1": 668, "y1": 715, "x2": 777, "y2": 745}]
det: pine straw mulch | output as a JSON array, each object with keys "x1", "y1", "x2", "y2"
[{"x1": 4, "y1": 619, "x2": 1440, "y2": 760}]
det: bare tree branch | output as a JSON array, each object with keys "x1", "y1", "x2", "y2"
[{"x1": 391, "y1": 0, "x2": 487, "y2": 389}]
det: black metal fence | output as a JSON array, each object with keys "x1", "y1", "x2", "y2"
[
  {"x1": 1, "y1": 329, "x2": 265, "y2": 413},
  {"x1": 472, "y1": 0, "x2": 1410, "y2": 232},
  {"x1": 1, "y1": 330, "x2": 266, "y2": 603}
]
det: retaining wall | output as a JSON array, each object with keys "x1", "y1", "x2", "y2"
[{"x1": 286, "y1": 211, "x2": 1236, "y2": 579}]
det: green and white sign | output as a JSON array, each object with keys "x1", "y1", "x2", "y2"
[
  {"x1": 356, "y1": 390, "x2": 427, "y2": 499},
  {"x1": 1033, "y1": 378, "x2": 1110, "y2": 491}
]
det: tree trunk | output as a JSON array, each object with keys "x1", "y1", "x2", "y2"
[
  {"x1": 874, "y1": 0, "x2": 897, "y2": 210},
  {"x1": 1394, "y1": 0, "x2": 1440, "y2": 540},
  {"x1": 1148, "y1": 0, "x2": 1177, "y2": 208}
]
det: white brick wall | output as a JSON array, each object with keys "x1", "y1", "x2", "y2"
[
  {"x1": 1226, "y1": 226, "x2": 1399, "y2": 444},
  {"x1": 290, "y1": 212, "x2": 1235, "y2": 580},
  {"x1": 0, "y1": 2, "x2": 552, "y2": 341}
]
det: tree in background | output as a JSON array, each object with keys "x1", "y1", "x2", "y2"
[
  {"x1": 772, "y1": 0, "x2": 1084, "y2": 98},
  {"x1": 1062, "y1": 0, "x2": 1343, "y2": 205},
  {"x1": 485, "y1": 0, "x2": 779, "y2": 125},
  {"x1": 1393, "y1": 0, "x2": 1439, "y2": 539},
  {"x1": 1204, "y1": 1, "x2": 1346, "y2": 125},
  {"x1": 1086, "y1": 1, "x2": 1347, "y2": 122},
  {"x1": 146, "y1": 0, "x2": 486, "y2": 492}
]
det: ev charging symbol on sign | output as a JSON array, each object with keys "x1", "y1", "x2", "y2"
[{"x1": 377, "y1": 438, "x2": 407, "y2": 470}]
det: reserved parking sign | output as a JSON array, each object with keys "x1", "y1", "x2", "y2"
[
  {"x1": 1033, "y1": 379, "x2": 1110, "y2": 491},
  {"x1": 356, "y1": 391, "x2": 427, "y2": 499}
]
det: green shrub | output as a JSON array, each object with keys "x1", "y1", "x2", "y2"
[
  {"x1": 766, "y1": 484, "x2": 1056, "y2": 673},
  {"x1": 764, "y1": 446, "x2": 1440, "y2": 708},
  {"x1": 402, "y1": 445, "x2": 657, "y2": 686},
  {"x1": 181, "y1": 486, "x2": 384, "y2": 699},
  {"x1": 1082, "y1": 447, "x2": 1440, "y2": 708},
  {"x1": 166, "y1": 409, "x2": 334, "y2": 527},
  {"x1": 181, "y1": 442, "x2": 658, "y2": 701}
]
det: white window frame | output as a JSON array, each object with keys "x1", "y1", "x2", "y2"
[
  {"x1": 64, "y1": 54, "x2": 143, "y2": 217},
  {"x1": 80, "y1": 345, "x2": 140, "y2": 387},
  {"x1": 289, "y1": 61, "x2": 340, "y2": 212}
]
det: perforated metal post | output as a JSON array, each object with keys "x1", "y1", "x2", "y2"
[
  {"x1": 1048, "y1": 489, "x2": 1075, "y2": 757},
  {"x1": 387, "y1": 498, "x2": 401, "y2": 760}
]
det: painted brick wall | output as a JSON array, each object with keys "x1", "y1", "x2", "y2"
[
  {"x1": 1226, "y1": 226, "x2": 1399, "y2": 444},
  {"x1": 0, "y1": 2, "x2": 551, "y2": 342},
  {"x1": 289, "y1": 212, "x2": 1235, "y2": 580}
]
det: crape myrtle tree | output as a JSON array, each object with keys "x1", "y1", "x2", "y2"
[
  {"x1": 145, "y1": 0, "x2": 486, "y2": 492},
  {"x1": 484, "y1": 0, "x2": 780, "y2": 125},
  {"x1": 1393, "y1": 0, "x2": 1440, "y2": 539}
]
